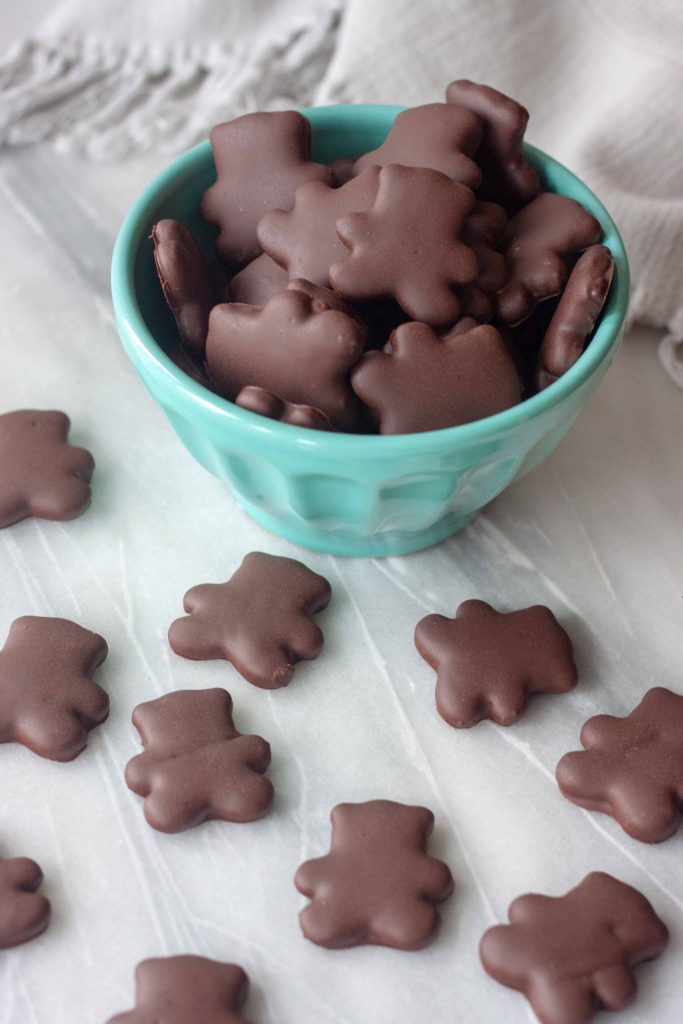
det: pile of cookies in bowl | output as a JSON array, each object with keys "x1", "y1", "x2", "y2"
[{"x1": 152, "y1": 79, "x2": 615, "y2": 436}]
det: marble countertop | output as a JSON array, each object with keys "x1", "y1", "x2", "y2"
[{"x1": 1, "y1": 143, "x2": 682, "y2": 1024}]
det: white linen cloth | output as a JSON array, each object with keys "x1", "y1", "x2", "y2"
[{"x1": 1, "y1": 0, "x2": 682, "y2": 383}]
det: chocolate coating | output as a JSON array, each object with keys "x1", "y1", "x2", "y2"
[
  {"x1": 201, "y1": 110, "x2": 332, "y2": 266},
  {"x1": 168, "y1": 552, "x2": 331, "y2": 689},
  {"x1": 495, "y1": 192, "x2": 603, "y2": 326},
  {"x1": 354, "y1": 102, "x2": 483, "y2": 189},
  {"x1": 351, "y1": 321, "x2": 521, "y2": 435},
  {"x1": 257, "y1": 167, "x2": 381, "y2": 287},
  {"x1": 329, "y1": 155, "x2": 356, "y2": 186},
  {"x1": 332, "y1": 164, "x2": 478, "y2": 326},
  {"x1": 205, "y1": 285, "x2": 366, "y2": 432},
  {"x1": 151, "y1": 219, "x2": 215, "y2": 359},
  {"x1": 556, "y1": 687, "x2": 683, "y2": 844},
  {"x1": 0, "y1": 616, "x2": 109, "y2": 761},
  {"x1": 125, "y1": 688, "x2": 273, "y2": 833},
  {"x1": 236, "y1": 386, "x2": 333, "y2": 431},
  {"x1": 295, "y1": 800, "x2": 453, "y2": 950},
  {"x1": 0, "y1": 856, "x2": 50, "y2": 949},
  {"x1": 107, "y1": 956, "x2": 252, "y2": 1024},
  {"x1": 480, "y1": 872, "x2": 669, "y2": 1024},
  {"x1": 457, "y1": 199, "x2": 510, "y2": 322},
  {"x1": 415, "y1": 600, "x2": 577, "y2": 728},
  {"x1": 463, "y1": 200, "x2": 508, "y2": 293},
  {"x1": 0, "y1": 409, "x2": 94, "y2": 529},
  {"x1": 446, "y1": 79, "x2": 541, "y2": 208},
  {"x1": 536, "y1": 244, "x2": 614, "y2": 389},
  {"x1": 229, "y1": 253, "x2": 289, "y2": 306}
]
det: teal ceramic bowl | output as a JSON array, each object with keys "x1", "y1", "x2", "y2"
[{"x1": 111, "y1": 104, "x2": 629, "y2": 557}]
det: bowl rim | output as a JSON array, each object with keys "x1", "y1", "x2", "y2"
[{"x1": 111, "y1": 102, "x2": 630, "y2": 456}]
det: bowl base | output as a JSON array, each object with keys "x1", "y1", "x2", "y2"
[{"x1": 238, "y1": 498, "x2": 477, "y2": 557}]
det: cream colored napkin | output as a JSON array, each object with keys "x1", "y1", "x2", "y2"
[{"x1": 0, "y1": 0, "x2": 340, "y2": 159}]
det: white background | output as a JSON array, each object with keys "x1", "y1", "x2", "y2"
[{"x1": 0, "y1": 144, "x2": 682, "y2": 1022}]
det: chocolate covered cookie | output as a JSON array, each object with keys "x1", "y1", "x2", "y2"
[
  {"x1": 152, "y1": 219, "x2": 216, "y2": 359},
  {"x1": 414, "y1": 600, "x2": 577, "y2": 728},
  {"x1": 556, "y1": 687, "x2": 683, "y2": 844},
  {"x1": 351, "y1": 321, "x2": 520, "y2": 434},
  {"x1": 480, "y1": 872, "x2": 668, "y2": 1024},
  {"x1": 205, "y1": 284, "x2": 366, "y2": 432},
  {"x1": 332, "y1": 164, "x2": 478, "y2": 326},
  {"x1": 495, "y1": 192, "x2": 602, "y2": 326},
  {"x1": 536, "y1": 244, "x2": 614, "y2": 389},
  {"x1": 0, "y1": 410, "x2": 94, "y2": 529},
  {"x1": 168, "y1": 552, "x2": 331, "y2": 689},
  {"x1": 257, "y1": 167, "x2": 381, "y2": 288},
  {"x1": 125, "y1": 688, "x2": 273, "y2": 833},
  {"x1": 108, "y1": 956, "x2": 252, "y2": 1024},
  {"x1": 446, "y1": 79, "x2": 540, "y2": 208},
  {"x1": 354, "y1": 102, "x2": 483, "y2": 188},
  {"x1": 295, "y1": 800, "x2": 453, "y2": 950},
  {"x1": 0, "y1": 616, "x2": 109, "y2": 760},
  {"x1": 236, "y1": 386, "x2": 333, "y2": 430},
  {"x1": 202, "y1": 110, "x2": 332, "y2": 266},
  {"x1": 0, "y1": 855, "x2": 50, "y2": 949}
]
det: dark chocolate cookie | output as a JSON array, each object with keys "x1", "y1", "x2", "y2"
[
  {"x1": 125, "y1": 688, "x2": 273, "y2": 833},
  {"x1": 0, "y1": 410, "x2": 94, "y2": 529},
  {"x1": 415, "y1": 600, "x2": 577, "y2": 727},
  {"x1": 351, "y1": 321, "x2": 520, "y2": 434},
  {"x1": 168, "y1": 552, "x2": 331, "y2": 689},
  {"x1": 332, "y1": 164, "x2": 478, "y2": 327},
  {"x1": 446, "y1": 79, "x2": 540, "y2": 208},
  {"x1": 205, "y1": 285, "x2": 366, "y2": 432},
  {"x1": 152, "y1": 219, "x2": 216, "y2": 359},
  {"x1": 108, "y1": 956, "x2": 252, "y2": 1024},
  {"x1": 0, "y1": 856, "x2": 50, "y2": 949},
  {"x1": 480, "y1": 872, "x2": 668, "y2": 1024},
  {"x1": 295, "y1": 800, "x2": 453, "y2": 950},
  {"x1": 536, "y1": 244, "x2": 614, "y2": 389},
  {"x1": 202, "y1": 110, "x2": 332, "y2": 266},
  {"x1": 556, "y1": 687, "x2": 683, "y2": 844},
  {"x1": 0, "y1": 616, "x2": 109, "y2": 760}
]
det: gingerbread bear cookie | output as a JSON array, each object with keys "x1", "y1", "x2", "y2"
[
  {"x1": 0, "y1": 855, "x2": 50, "y2": 949},
  {"x1": 108, "y1": 956, "x2": 252, "y2": 1024},
  {"x1": 205, "y1": 285, "x2": 366, "y2": 432},
  {"x1": 556, "y1": 687, "x2": 683, "y2": 844},
  {"x1": 257, "y1": 167, "x2": 381, "y2": 288},
  {"x1": 295, "y1": 799, "x2": 453, "y2": 950},
  {"x1": 125, "y1": 688, "x2": 273, "y2": 833},
  {"x1": 331, "y1": 164, "x2": 478, "y2": 327},
  {"x1": 0, "y1": 410, "x2": 95, "y2": 529},
  {"x1": 168, "y1": 552, "x2": 331, "y2": 689},
  {"x1": 151, "y1": 219, "x2": 216, "y2": 359},
  {"x1": 201, "y1": 110, "x2": 332, "y2": 266},
  {"x1": 536, "y1": 244, "x2": 614, "y2": 390},
  {"x1": 446, "y1": 79, "x2": 540, "y2": 208},
  {"x1": 414, "y1": 600, "x2": 577, "y2": 728},
  {"x1": 495, "y1": 192, "x2": 603, "y2": 326},
  {"x1": 0, "y1": 616, "x2": 109, "y2": 760},
  {"x1": 351, "y1": 321, "x2": 520, "y2": 434},
  {"x1": 480, "y1": 872, "x2": 669, "y2": 1024},
  {"x1": 354, "y1": 103, "x2": 483, "y2": 188}
]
